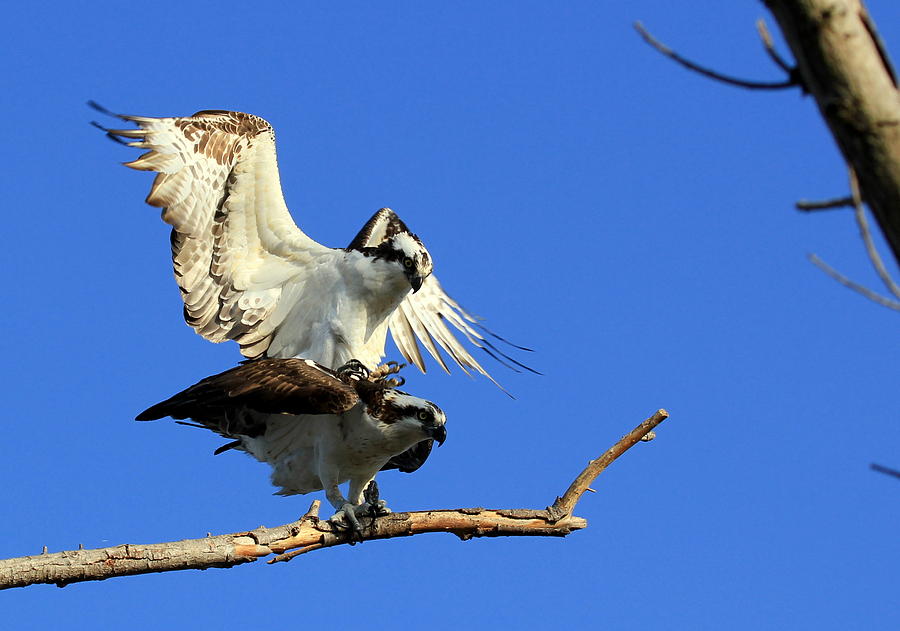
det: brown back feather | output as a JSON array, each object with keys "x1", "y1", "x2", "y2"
[{"x1": 136, "y1": 359, "x2": 359, "y2": 439}]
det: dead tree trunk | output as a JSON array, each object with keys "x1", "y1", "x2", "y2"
[{"x1": 763, "y1": 0, "x2": 900, "y2": 265}]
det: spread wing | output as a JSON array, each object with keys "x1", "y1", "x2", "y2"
[
  {"x1": 95, "y1": 105, "x2": 333, "y2": 359},
  {"x1": 136, "y1": 358, "x2": 359, "y2": 437}
]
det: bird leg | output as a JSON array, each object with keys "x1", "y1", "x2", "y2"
[
  {"x1": 324, "y1": 479, "x2": 382, "y2": 539},
  {"x1": 323, "y1": 481, "x2": 360, "y2": 536},
  {"x1": 363, "y1": 479, "x2": 391, "y2": 518},
  {"x1": 323, "y1": 474, "x2": 392, "y2": 537}
]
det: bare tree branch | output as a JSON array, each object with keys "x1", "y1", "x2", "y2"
[
  {"x1": 847, "y1": 168, "x2": 900, "y2": 300},
  {"x1": 634, "y1": 22, "x2": 797, "y2": 90},
  {"x1": 871, "y1": 463, "x2": 900, "y2": 480},
  {"x1": 806, "y1": 167, "x2": 900, "y2": 309},
  {"x1": 756, "y1": 18, "x2": 795, "y2": 74},
  {"x1": 0, "y1": 409, "x2": 669, "y2": 590},
  {"x1": 763, "y1": 0, "x2": 900, "y2": 266},
  {"x1": 550, "y1": 409, "x2": 667, "y2": 518},
  {"x1": 808, "y1": 253, "x2": 900, "y2": 310},
  {"x1": 639, "y1": 2, "x2": 900, "y2": 269},
  {"x1": 795, "y1": 196, "x2": 854, "y2": 211}
]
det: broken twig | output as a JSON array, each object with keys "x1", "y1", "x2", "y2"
[{"x1": 634, "y1": 22, "x2": 797, "y2": 90}]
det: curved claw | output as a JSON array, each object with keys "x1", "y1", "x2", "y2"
[
  {"x1": 328, "y1": 500, "x2": 391, "y2": 538},
  {"x1": 365, "y1": 500, "x2": 392, "y2": 518},
  {"x1": 336, "y1": 360, "x2": 370, "y2": 384},
  {"x1": 329, "y1": 503, "x2": 363, "y2": 536},
  {"x1": 370, "y1": 361, "x2": 407, "y2": 383}
]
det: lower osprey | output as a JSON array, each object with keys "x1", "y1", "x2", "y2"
[{"x1": 137, "y1": 358, "x2": 446, "y2": 530}]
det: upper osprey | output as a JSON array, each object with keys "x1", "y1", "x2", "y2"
[{"x1": 94, "y1": 105, "x2": 529, "y2": 382}]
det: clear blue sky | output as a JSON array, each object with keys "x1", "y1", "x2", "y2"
[{"x1": 3, "y1": 2, "x2": 898, "y2": 628}]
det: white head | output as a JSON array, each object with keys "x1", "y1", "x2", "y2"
[
  {"x1": 377, "y1": 390, "x2": 447, "y2": 447},
  {"x1": 347, "y1": 208, "x2": 434, "y2": 293},
  {"x1": 384, "y1": 232, "x2": 433, "y2": 292}
]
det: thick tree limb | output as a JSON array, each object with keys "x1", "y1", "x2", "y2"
[
  {"x1": 639, "y1": 2, "x2": 900, "y2": 270},
  {"x1": 0, "y1": 409, "x2": 669, "y2": 590},
  {"x1": 763, "y1": 0, "x2": 900, "y2": 266}
]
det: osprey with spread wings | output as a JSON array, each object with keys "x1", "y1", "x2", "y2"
[{"x1": 93, "y1": 104, "x2": 530, "y2": 383}]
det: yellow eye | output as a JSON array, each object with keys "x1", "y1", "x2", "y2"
[
  {"x1": 417, "y1": 411, "x2": 429, "y2": 421},
  {"x1": 403, "y1": 257, "x2": 414, "y2": 268}
]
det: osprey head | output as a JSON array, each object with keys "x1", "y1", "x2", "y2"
[
  {"x1": 379, "y1": 390, "x2": 447, "y2": 446},
  {"x1": 384, "y1": 231, "x2": 433, "y2": 293},
  {"x1": 347, "y1": 208, "x2": 434, "y2": 293}
]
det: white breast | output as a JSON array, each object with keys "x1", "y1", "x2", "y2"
[
  {"x1": 240, "y1": 405, "x2": 402, "y2": 496},
  {"x1": 266, "y1": 251, "x2": 411, "y2": 369}
]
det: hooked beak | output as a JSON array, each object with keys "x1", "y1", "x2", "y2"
[
  {"x1": 429, "y1": 424, "x2": 447, "y2": 446},
  {"x1": 409, "y1": 274, "x2": 425, "y2": 293}
]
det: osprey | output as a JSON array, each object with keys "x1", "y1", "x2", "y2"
[
  {"x1": 137, "y1": 359, "x2": 446, "y2": 529},
  {"x1": 92, "y1": 104, "x2": 530, "y2": 383}
]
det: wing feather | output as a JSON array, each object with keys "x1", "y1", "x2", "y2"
[
  {"x1": 388, "y1": 275, "x2": 504, "y2": 383},
  {"x1": 395, "y1": 299, "x2": 450, "y2": 373},
  {"x1": 388, "y1": 307, "x2": 427, "y2": 373},
  {"x1": 136, "y1": 358, "x2": 359, "y2": 435},
  {"x1": 105, "y1": 110, "x2": 332, "y2": 358}
]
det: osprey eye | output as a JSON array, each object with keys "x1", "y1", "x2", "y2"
[
  {"x1": 417, "y1": 411, "x2": 429, "y2": 421},
  {"x1": 403, "y1": 257, "x2": 414, "y2": 268}
]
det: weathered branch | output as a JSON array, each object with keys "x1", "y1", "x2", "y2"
[
  {"x1": 550, "y1": 409, "x2": 667, "y2": 518},
  {"x1": 763, "y1": 0, "x2": 900, "y2": 266},
  {"x1": 0, "y1": 409, "x2": 669, "y2": 590}
]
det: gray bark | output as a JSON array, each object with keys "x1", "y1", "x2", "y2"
[{"x1": 764, "y1": 0, "x2": 900, "y2": 264}]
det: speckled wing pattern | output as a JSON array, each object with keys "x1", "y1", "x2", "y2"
[
  {"x1": 135, "y1": 358, "x2": 359, "y2": 436},
  {"x1": 105, "y1": 110, "x2": 332, "y2": 359}
]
